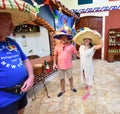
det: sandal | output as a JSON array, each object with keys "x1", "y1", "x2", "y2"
[
  {"x1": 57, "y1": 92, "x2": 63, "y2": 97},
  {"x1": 72, "y1": 88, "x2": 77, "y2": 93},
  {"x1": 82, "y1": 93, "x2": 90, "y2": 100}
]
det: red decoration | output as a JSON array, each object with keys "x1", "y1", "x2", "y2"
[
  {"x1": 44, "y1": 0, "x2": 50, "y2": 5},
  {"x1": 45, "y1": 63, "x2": 51, "y2": 74}
]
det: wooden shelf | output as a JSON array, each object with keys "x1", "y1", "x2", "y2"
[
  {"x1": 107, "y1": 28, "x2": 120, "y2": 62},
  {"x1": 14, "y1": 24, "x2": 40, "y2": 33}
]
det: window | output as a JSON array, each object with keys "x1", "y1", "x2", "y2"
[{"x1": 78, "y1": 0, "x2": 93, "y2": 5}]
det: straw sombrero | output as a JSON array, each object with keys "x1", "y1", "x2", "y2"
[
  {"x1": 73, "y1": 27, "x2": 101, "y2": 45},
  {"x1": 53, "y1": 29, "x2": 73, "y2": 40},
  {"x1": 0, "y1": 0, "x2": 37, "y2": 26}
]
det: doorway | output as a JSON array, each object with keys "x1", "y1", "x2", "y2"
[{"x1": 75, "y1": 16, "x2": 102, "y2": 59}]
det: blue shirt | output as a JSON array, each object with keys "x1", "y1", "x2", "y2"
[{"x1": 0, "y1": 38, "x2": 28, "y2": 108}]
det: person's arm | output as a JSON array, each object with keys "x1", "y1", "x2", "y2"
[
  {"x1": 76, "y1": 51, "x2": 80, "y2": 59},
  {"x1": 21, "y1": 59, "x2": 34, "y2": 93},
  {"x1": 94, "y1": 39, "x2": 103, "y2": 50},
  {"x1": 53, "y1": 46, "x2": 58, "y2": 69},
  {"x1": 53, "y1": 54, "x2": 58, "y2": 69},
  {"x1": 72, "y1": 44, "x2": 80, "y2": 59}
]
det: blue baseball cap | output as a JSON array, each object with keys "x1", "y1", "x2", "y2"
[{"x1": 53, "y1": 30, "x2": 73, "y2": 40}]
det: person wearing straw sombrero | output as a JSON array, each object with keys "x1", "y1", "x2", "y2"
[
  {"x1": 73, "y1": 27, "x2": 102, "y2": 100},
  {"x1": 53, "y1": 29, "x2": 78, "y2": 97},
  {"x1": 0, "y1": 0, "x2": 37, "y2": 114}
]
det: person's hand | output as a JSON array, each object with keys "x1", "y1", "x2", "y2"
[
  {"x1": 76, "y1": 53, "x2": 80, "y2": 59},
  {"x1": 53, "y1": 63, "x2": 57, "y2": 69},
  {"x1": 21, "y1": 75, "x2": 34, "y2": 93}
]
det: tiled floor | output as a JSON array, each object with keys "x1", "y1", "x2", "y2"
[{"x1": 25, "y1": 59, "x2": 120, "y2": 114}]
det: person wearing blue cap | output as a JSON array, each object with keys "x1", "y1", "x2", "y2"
[{"x1": 53, "y1": 30, "x2": 79, "y2": 97}]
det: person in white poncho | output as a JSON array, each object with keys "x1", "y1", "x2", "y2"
[{"x1": 73, "y1": 27, "x2": 102, "y2": 100}]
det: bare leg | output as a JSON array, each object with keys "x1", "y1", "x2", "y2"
[
  {"x1": 83, "y1": 70, "x2": 88, "y2": 89},
  {"x1": 69, "y1": 77, "x2": 73, "y2": 90},
  {"x1": 60, "y1": 79, "x2": 65, "y2": 93},
  {"x1": 82, "y1": 71, "x2": 91, "y2": 100},
  {"x1": 18, "y1": 108, "x2": 25, "y2": 114},
  {"x1": 82, "y1": 85, "x2": 91, "y2": 100},
  {"x1": 57, "y1": 79, "x2": 65, "y2": 97},
  {"x1": 86, "y1": 85, "x2": 91, "y2": 93},
  {"x1": 69, "y1": 77, "x2": 77, "y2": 92}
]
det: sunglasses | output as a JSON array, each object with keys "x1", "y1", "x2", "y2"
[{"x1": 83, "y1": 38, "x2": 91, "y2": 41}]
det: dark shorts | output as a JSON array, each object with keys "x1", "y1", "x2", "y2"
[{"x1": 0, "y1": 94, "x2": 28, "y2": 114}]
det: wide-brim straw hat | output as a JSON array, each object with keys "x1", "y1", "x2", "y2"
[
  {"x1": 0, "y1": 0, "x2": 37, "y2": 26},
  {"x1": 53, "y1": 29, "x2": 73, "y2": 40},
  {"x1": 73, "y1": 27, "x2": 101, "y2": 45}
]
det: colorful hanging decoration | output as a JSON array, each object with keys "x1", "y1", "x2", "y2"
[
  {"x1": 44, "y1": 0, "x2": 50, "y2": 5},
  {"x1": 49, "y1": 6, "x2": 58, "y2": 19},
  {"x1": 31, "y1": 0, "x2": 44, "y2": 13},
  {"x1": 54, "y1": 10, "x2": 74, "y2": 31},
  {"x1": 0, "y1": 0, "x2": 36, "y2": 26},
  {"x1": 31, "y1": 0, "x2": 58, "y2": 19},
  {"x1": 44, "y1": 0, "x2": 58, "y2": 19},
  {"x1": 30, "y1": 0, "x2": 76, "y2": 35}
]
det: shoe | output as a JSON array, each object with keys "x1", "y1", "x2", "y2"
[
  {"x1": 82, "y1": 93, "x2": 90, "y2": 100},
  {"x1": 57, "y1": 92, "x2": 63, "y2": 97},
  {"x1": 72, "y1": 88, "x2": 77, "y2": 93}
]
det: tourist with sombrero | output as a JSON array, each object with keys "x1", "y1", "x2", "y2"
[
  {"x1": 0, "y1": 0, "x2": 37, "y2": 114},
  {"x1": 53, "y1": 29, "x2": 78, "y2": 97},
  {"x1": 73, "y1": 27, "x2": 102, "y2": 100}
]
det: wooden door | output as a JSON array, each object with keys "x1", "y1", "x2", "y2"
[{"x1": 75, "y1": 16, "x2": 102, "y2": 59}]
